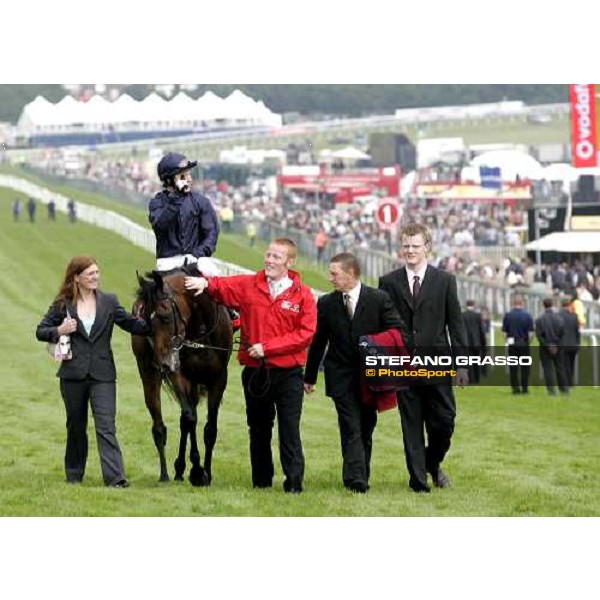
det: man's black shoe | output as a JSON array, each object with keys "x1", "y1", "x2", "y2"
[
  {"x1": 409, "y1": 484, "x2": 431, "y2": 494},
  {"x1": 345, "y1": 482, "x2": 369, "y2": 494},
  {"x1": 512, "y1": 389, "x2": 521, "y2": 395},
  {"x1": 431, "y1": 468, "x2": 451, "y2": 488},
  {"x1": 283, "y1": 480, "x2": 303, "y2": 494},
  {"x1": 112, "y1": 479, "x2": 130, "y2": 488}
]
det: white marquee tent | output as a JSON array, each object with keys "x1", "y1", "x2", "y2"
[
  {"x1": 17, "y1": 90, "x2": 282, "y2": 135},
  {"x1": 525, "y1": 231, "x2": 600, "y2": 253}
]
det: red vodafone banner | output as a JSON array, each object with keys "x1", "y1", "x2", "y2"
[{"x1": 570, "y1": 84, "x2": 598, "y2": 168}]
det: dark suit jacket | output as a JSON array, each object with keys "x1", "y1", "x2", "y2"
[
  {"x1": 36, "y1": 290, "x2": 148, "y2": 381},
  {"x1": 559, "y1": 309, "x2": 581, "y2": 347},
  {"x1": 304, "y1": 285, "x2": 404, "y2": 398},
  {"x1": 535, "y1": 309, "x2": 565, "y2": 347},
  {"x1": 462, "y1": 309, "x2": 486, "y2": 351},
  {"x1": 378, "y1": 265, "x2": 467, "y2": 355}
]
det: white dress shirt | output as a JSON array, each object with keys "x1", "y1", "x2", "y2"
[{"x1": 268, "y1": 275, "x2": 293, "y2": 299}]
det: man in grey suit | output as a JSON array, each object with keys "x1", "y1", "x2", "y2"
[{"x1": 379, "y1": 223, "x2": 468, "y2": 493}]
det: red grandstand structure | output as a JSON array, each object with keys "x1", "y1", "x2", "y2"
[{"x1": 277, "y1": 164, "x2": 401, "y2": 204}]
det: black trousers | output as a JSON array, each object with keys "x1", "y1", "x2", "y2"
[
  {"x1": 331, "y1": 387, "x2": 377, "y2": 489},
  {"x1": 563, "y1": 348, "x2": 579, "y2": 388},
  {"x1": 397, "y1": 383, "x2": 456, "y2": 490},
  {"x1": 59, "y1": 377, "x2": 125, "y2": 485},
  {"x1": 508, "y1": 343, "x2": 531, "y2": 392},
  {"x1": 539, "y1": 346, "x2": 569, "y2": 393},
  {"x1": 242, "y1": 366, "x2": 305, "y2": 490}
]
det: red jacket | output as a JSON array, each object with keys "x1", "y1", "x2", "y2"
[
  {"x1": 206, "y1": 269, "x2": 317, "y2": 368},
  {"x1": 359, "y1": 328, "x2": 412, "y2": 412}
]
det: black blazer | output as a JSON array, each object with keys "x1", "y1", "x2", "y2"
[
  {"x1": 559, "y1": 309, "x2": 580, "y2": 347},
  {"x1": 304, "y1": 285, "x2": 404, "y2": 397},
  {"x1": 462, "y1": 309, "x2": 486, "y2": 350},
  {"x1": 379, "y1": 265, "x2": 467, "y2": 354},
  {"x1": 535, "y1": 309, "x2": 565, "y2": 347},
  {"x1": 36, "y1": 290, "x2": 148, "y2": 381}
]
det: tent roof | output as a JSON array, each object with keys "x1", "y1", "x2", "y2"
[
  {"x1": 525, "y1": 231, "x2": 600, "y2": 252},
  {"x1": 330, "y1": 146, "x2": 371, "y2": 160},
  {"x1": 17, "y1": 91, "x2": 282, "y2": 130},
  {"x1": 470, "y1": 150, "x2": 543, "y2": 180}
]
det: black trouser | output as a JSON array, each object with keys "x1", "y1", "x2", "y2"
[
  {"x1": 508, "y1": 343, "x2": 531, "y2": 392},
  {"x1": 397, "y1": 383, "x2": 456, "y2": 490},
  {"x1": 59, "y1": 377, "x2": 125, "y2": 485},
  {"x1": 563, "y1": 348, "x2": 579, "y2": 388},
  {"x1": 331, "y1": 387, "x2": 377, "y2": 489},
  {"x1": 242, "y1": 366, "x2": 305, "y2": 490},
  {"x1": 466, "y1": 348, "x2": 482, "y2": 383},
  {"x1": 539, "y1": 346, "x2": 569, "y2": 393}
]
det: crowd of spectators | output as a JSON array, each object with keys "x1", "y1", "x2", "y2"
[{"x1": 27, "y1": 153, "x2": 600, "y2": 307}]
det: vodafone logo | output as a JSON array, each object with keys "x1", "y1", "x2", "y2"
[{"x1": 570, "y1": 84, "x2": 598, "y2": 168}]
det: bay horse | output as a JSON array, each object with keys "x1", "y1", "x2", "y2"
[{"x1": 132, "y1": 267, "x2": 232, "y2": 485}]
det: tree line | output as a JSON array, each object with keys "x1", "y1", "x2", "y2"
[{"x1": 0, "y1": 84, "x2": 568, "y2": 124}]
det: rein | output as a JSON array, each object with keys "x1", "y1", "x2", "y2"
[{"x1": 166, "y1": 295, "x2": 233, "y2": 354}]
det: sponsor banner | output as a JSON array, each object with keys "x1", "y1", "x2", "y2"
[
  {"x1": 570, "y1": 84, "x2": 598, "y2": 168},
  {"x1": 360, "y1": 346, "x2": 600, "y2": 387},
  {"x1": 570, "y1": 215, "x2": 600, "y2": 230}
]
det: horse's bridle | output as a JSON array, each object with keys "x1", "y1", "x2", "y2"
[{"x1": 153, "y1": 292, "x2": 231, "y2": 354}]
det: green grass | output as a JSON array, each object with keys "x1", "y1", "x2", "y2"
[
  {"x1": 1, "y1": 188, "x2": 600, "y2": 516},
  {"x1": 91, "y1": 113, "x2": 571, "y2": 162}
]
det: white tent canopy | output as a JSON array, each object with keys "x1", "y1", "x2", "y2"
[
  {"x1": 525, "y1": 231, "x2": 600, "y2": 253},
  {"x1": 469, "y1": 150, "x2": 544, "y2": 180},
  {"x1": 330, "y1": 146, "x2": 371, "y2": 160},
  {"x1": 17, "y1": 91, "x2": 283, "y2": 134}
]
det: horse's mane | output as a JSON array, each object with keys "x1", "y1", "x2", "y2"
[{"x1": 135, "y1": 264, "x2": 201, "y2": 305}]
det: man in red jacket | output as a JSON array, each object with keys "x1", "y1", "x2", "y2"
[{"x1": 184, "y1": 238, "x2": 317, "y2": 493}]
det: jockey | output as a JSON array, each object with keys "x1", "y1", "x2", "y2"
[
  {"x1": 149, "y1": 152, "x2": 221, "y2": 276},
  {"x1": 148, "y1": 152, "x2": 239, "y2": 328}
]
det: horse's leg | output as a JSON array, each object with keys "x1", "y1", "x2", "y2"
[
  {"x1": 170, "y1": 372, "x2": 192, "y2": 482},
  {"x1": 133, "y1": 335, "x2": 169, "y2": 482},
  {"x1": 188, "y1": 384, "x2": 209, "y2": 487},
  {"x1": 203, "y1": 371, "x2": 227, "y2": 486}
]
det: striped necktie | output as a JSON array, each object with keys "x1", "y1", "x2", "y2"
[{"x1": 343, "y1": 293, "x2": 354, "y2": 319}]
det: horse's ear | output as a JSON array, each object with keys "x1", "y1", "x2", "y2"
[
  {"x1": 152, "y1": 270, "x2": 163, "y2": 292},
  {"x1": 136, "y1": 270, "x2": 145, "y2": 288}
]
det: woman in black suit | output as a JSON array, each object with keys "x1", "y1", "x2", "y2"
[{"x1": 36, "y1": 256, "x2": 148, "y2": 487}]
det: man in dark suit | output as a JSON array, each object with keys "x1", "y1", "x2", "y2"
[
  {"x1": 462, "y1": 299, "x2": 487, "y2": 384},
  {"x1": 559, "y1": 297, "x2": 581, "y2": 389},
  {"x1": 379, "y1": 223, "x2": 468, "y2": 493},
  {"x1": 502, "y1": 295, "x2": 534, "y2": 394},
  {"x1": 304, "y1": 253, "x2": 405, "y2": 493},
  {"x1": 535, "y1": 297, "x2": 568, "y2": 396}
]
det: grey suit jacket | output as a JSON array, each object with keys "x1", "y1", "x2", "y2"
[{"x1": 36, "y1": 290, "x2": 148, "y2": 381}]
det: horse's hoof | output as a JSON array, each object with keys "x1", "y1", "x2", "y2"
[
  {"x1": 174, "y1": 474, "x2": 184, "y2": 482},
  {"x1": 159, "y1": 474, "x2": 170, "y2": 483},
  {"x1": 189, "y1": 467, "x2": 209, "y2": 487}
]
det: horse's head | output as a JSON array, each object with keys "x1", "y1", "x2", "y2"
[{"x1": 137, "y1": 270, "x2": 194, "y2": 373}]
